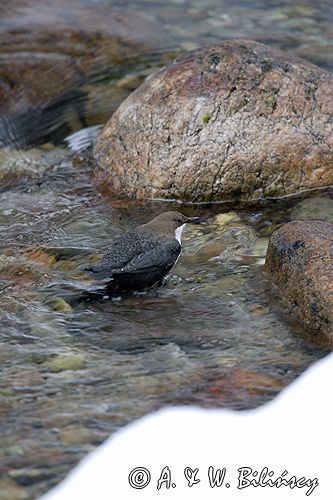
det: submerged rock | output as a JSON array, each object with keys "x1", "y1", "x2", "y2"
[
  {"x1": 95, "y1": 39, "x2": 333, "y2": 202},
  {"x1": 291, "y1": 196, "x2": 333, "y2": 223},
  {"x1": 48, "y1": 297, "x2": 73, "y2": 315},
  {"x1": 42, "y1": 353, "x2": 86, "y2": 372},
  {"x1": 0, "y1": 477, "x2": 29, "y2": 499},
  {"x1": 265, "y1": 220, "x2": 333, "y2": 342},
  {"x1": 0, "y1": 0, "x2": 171, "y2": 146}
]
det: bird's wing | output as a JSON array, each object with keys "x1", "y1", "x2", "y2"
[
  {"x1": 112, "y1": 239, "x2": 181, "y2": 276},
  {"x1": 83, "y1": 230, "x2": 143, "y2": 280},
  {"x1": 83, "y1": 262, "x2": 114, "y2": 281}
]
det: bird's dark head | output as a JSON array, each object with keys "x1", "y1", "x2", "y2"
[{"x1": 140, "y1": 211, "x2": 202, "y2": 242}]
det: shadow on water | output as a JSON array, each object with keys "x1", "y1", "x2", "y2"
[{"x1": 1, "y1": 0, "x2": 333, "y2": 498}]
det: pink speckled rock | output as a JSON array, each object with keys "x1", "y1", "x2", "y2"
[{"x1": 95, "y1": 39, "x2": 333, "y2": 202}]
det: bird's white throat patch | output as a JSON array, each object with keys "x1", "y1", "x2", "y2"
[{"x1": 175, "y1": 224, "x2": 186, "y2": 243}]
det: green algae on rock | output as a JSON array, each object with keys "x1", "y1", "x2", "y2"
[{"x1": 95, "y1": 39, "x2": 333, "y2": 202}]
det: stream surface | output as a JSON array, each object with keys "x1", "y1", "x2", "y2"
[{"x1": 0, "y1": 1, "x2": 332, "y2": 498}]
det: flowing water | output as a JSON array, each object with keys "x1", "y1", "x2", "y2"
[{"x1": 0, "y1": 1, "x2": 332, "y2": 498}]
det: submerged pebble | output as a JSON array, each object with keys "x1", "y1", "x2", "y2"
[
  {"x1": 42, "y1": 353, "x2": 86, "y2": 373},
  {"x1": 48, "y1": 298, "x2": 73, "y2": 315},
  {"x1": 291, "y1": 196, "x2": 333, "y2": 223}
]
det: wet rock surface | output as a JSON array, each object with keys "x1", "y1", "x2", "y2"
[
  {"x1": 96, "y1": 39, "x2": 333, "y2": 202},
  {"x1": 265, "y1": 220, "x2": 333, "y2": 342}
]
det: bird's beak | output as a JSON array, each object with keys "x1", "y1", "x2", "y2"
[{"x1": 185, "y1": 216, "x2": 206, "y2": 224}]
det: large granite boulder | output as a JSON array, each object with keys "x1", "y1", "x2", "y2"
[
  {"x1": 95, "y1": 39, "x2": 333, "y2": 202},
  {"x1": 265, "y1": 220, "x2": 333, "y2": 342}
]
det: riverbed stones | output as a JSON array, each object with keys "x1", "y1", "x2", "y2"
[
  {"x1": 265, "y1": 220, "x2": 333, "y2": 342},
  {"x1": 95, "y1": 39, "x2": 333, "y2": 202}
]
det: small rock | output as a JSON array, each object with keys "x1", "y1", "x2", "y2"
[
  {"x1": 0, "y1": 445, "x2": 25, "y2": 458},
  {"x1": 0, "y1": 387, "x2": 15, "y2": 396},
  {"x1": 59, "y1": 426, "x2": 97, "y2": 446},
  {"x1": 247, "y1": 303, "x2": 270, "y2": 316},
  {"x1": 291, "y1": 196, "x2": 333, "y2": 223},
  {"x1": 265, "y1": 220, "x2": 333, "y2": 342},
  {"x1": 24, "y1": 249, "x2": 56, "y2": 268},
  {"x1": 177, "y1": 367, "x2": 283, "y2": 407},
  {"x1": 8, "y1": 467, "x2": 52, "y2": 487},
  {"x1": 0, "y1": 147, "x2": 72, "y2": 187},
  {"x1": 0, "y1": 477, "x2": 29, "y2": 500},
  {"x1": 213, "y1": 212, "x2": 241, "y2": 227},
  {"x1": 0, "y1": 254, "x2": 8, "y2": 271},
  {"x1": 42, "y1": 353, "x2": 86, "y2": 372},
  {"x1": 48, "y1": 297, "x2": 73, "y2": 315}
]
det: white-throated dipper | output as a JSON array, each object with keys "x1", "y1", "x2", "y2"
[{"x1": 84, "y1": 211, "x2": 201, "y2": 293}]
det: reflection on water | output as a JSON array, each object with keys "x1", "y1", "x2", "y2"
[{"x1": 0, "y1": 0, "x2": 333, "y2": 498}]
